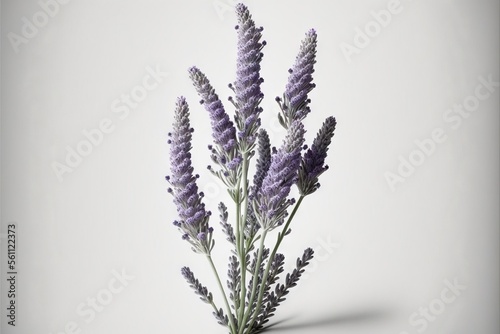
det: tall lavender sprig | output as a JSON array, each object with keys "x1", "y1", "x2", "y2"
[
  {"x1": 189, "y1": 67, "x2": 242, "y2": 190},
  {"x1": 254, "y1": 121, "x2": 305, "y2": 231},
  {"x1": 240, "y1": 121, "x2": 304, "y2": 333},
  {"x1": 228, "y1": 5, "x2": 267, "y2": 326},
  {"x1": 277, "y1": 29, "x2": 317, "y2": 129},
  {"x1": 230, "y1": 3, "x2": 266, "y2": 151},
  {"x1": 298, "y1": 116, "x2": 337, "y2": 196},
  {"x1": 166, "y1": 97, "x2": 214, "y2": 254}
]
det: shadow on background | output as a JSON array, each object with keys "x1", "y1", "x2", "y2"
[{"x1": 263, "y1": 307, "x2": 394, "y2": 332}]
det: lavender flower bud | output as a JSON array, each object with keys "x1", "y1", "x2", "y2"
[
  {"x1": 188, "y1": 67, "x2": 241, "y2": 175},
  {"x1": 250, "y1": 129, "x2": 271, "y2": 199},
  {"x1": 246, "y1": 134, "x2": 270, "y2": 239},
  {"x1": 168, "y1": 97, "x2": 213, "y2": 253},
  {"x1": 233, "y1": 3, "x2": 265, "y2": 150},
  {"x1": 227, "y1": 255, "x2": 241, "y2": 309},
  {"x1": 298, "y1": 116, "x2": 336, "y2": 196},
  {"x1": 278, "y1": 29, "x2": 317, "y2": 129},
  {"x1": 181, "y1": 266, "x2": 214, "y2": 304},
  {"x1": 255, "y1": 121, "x2": 305, "y2": 229}
]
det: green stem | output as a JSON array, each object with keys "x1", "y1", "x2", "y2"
[
  {"x1": 235, "y1": 175, "x2": 242, "y2": 255},
  {"x1": 234, "y1": 160, "x2": 243, "y2": 319},
  {"x1": 207, "y1": 255, "x2": 237, "y2": 334},
  {"x1": 246, "y1": 195, "x2": 305, "y2": 332},
  {"x1": 238, "y1": 228, "x2": 269, "y2": 334},
  {"x1": 237, "y1": 153, "x2": 250, "y2": 327}
]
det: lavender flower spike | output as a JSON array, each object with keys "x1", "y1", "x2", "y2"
[
  {"x1": 167, "y1": 97, "x2": 214, "y2": 254},
  {"x1": 298, "y1": 116, "x2": 337, "y2": 196},
  {"x1": 255, "y1": 121, "x2": 305, "y2": 230},
  {"x1": 189, "y1": 67, "x2": 241, "y2": 185},
  {"x1": 277, "y1": 29, "x2": 318, "y2": 129},
  {"x1": 250, "y1": 129, "x2": 271, "y2": 199},
  {"x1": 233, "y1": 3, "x2": 265, "y2": 150}
]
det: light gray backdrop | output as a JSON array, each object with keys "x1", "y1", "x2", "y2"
[{"x1": 1, "y1": 0, "x2": 499, "y2": 333}]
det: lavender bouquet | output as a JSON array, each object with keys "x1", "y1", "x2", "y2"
[{"x1": 166, "y1": 4, "x2": 336, "y2": 334}]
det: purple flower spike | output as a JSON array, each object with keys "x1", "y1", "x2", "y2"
[
  {"x1": 255, "y1": 121, "x2": 305, "y2": 230},
  {"x1": 298, "y1": 116, "x2": 337, "y2": 196},
  {"x1": 188, "y1": 67, "x2": 241, "y2": 176},
  {"x1": 246, "y1": 129, "x2": 272, "y2": 239},
  {"x1": 233, "y1": 3, "x2": 265, "y2": 151},
  {"x1": 168, "y1": 97, "x2": 213, "y2": 253},
  {"x1": 250, "y1": 129, "x2": 271, "y2": 199},
  {"x1": 278, "y1": 29, "x2": 317, "y2": 129}
]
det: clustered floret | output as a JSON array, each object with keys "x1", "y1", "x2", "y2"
[
  {"x1": 277, "y1": 29, "x2": 318, "y2": 129},
  {"x1": 298, "y1": 116, "x2": 337, "y2": 195},
  {"x1": 231, "y1": 3, "x2": 266, "y2": 151},
  {"x1": 253, "y1": 121, "x2": 305, "y2": 230},
  {"x1": 189, "y1": 66, "x2": 242, "y2": 189},
  {"x1": 166, "y1": 97, "x2": 214, "y2": 254}
]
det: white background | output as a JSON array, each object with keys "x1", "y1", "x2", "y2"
[{"x1": 1, "y1": 0, "x2": 499, "y2": 333}]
